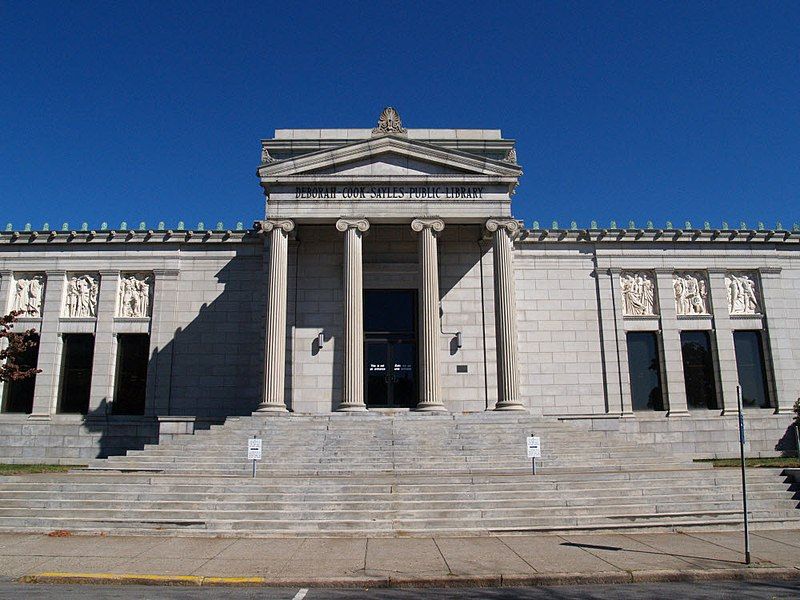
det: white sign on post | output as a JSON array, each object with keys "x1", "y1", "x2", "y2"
[
  {"x1": 248, "y1": 438, "x2": 262, "y2": 461},
  {"x1": 526, "y1": 436, "x2": 541, "y2": 459}
]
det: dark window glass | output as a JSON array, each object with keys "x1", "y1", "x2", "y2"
[
  {"x1": 3, "y1": 332, "x2": 40, "y2": 414},
  {"x1": 364, "y1": 290, "x2": 416, "y2": 334},
  {"x1": 680, "y1": 331, "x2": 718, "y2": 410},
  {"x1": 626, "y1": 332, "x2": 664, "y2": 411},
  {"x1": 733, "y1": 330, "x2": 771, "y2": 408},
  {"x1": 113, "y1": 334, "x2": 149, "y2": 415},
  {"x1": 59, "y1": 334, "x2": 94, "y2": 414}
]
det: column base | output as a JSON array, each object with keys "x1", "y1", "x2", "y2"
[
  {"x1": 494, "y1": 402, "x2": 527, "y2": 412},
  {"x1": 666, "y1": 409, "x2": 690, "y2": 417},
  {"x1": 27, "y1": 413, "x2": 52, "y2": 421},
  {"x1": 415, "y1": 403, "x2": 448, "y2": 412},
  {"x1": 255, "y1": 403, "x2": 288, "y2": 414},
  {"x1": 337, "y1": 404, "x2": 368, "y2": 412}
]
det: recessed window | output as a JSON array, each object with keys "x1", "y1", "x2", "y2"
[
  {"x1": 58, "y1": 334, "x2": 94, "y2": 414},
  {"x1": 2, "y1": 332, "x2": 40, "y2": 414},
  {"x1": 733, "y1": 330, "x2": 771, "y2": 409},
  {"x1": 113, "y1": 334, "x2": 149, "y2": 415},
  {"x1": 626, "y1": 332, "x2": 664, "y2": 411},
  {"x1": 680, "y1": 331, "x2": 718, "y2": 410}
]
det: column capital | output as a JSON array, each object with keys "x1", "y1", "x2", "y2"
[
  {"x1": 485, "y1": 218, "x2": 522, "y2": 239},
  {"x1": 336, "y1": 218, "x2": 370, "y2": 233},
  {"x1": 152, "y1": 268, "x2": 180, "y2": 280},
  {"x1": 256, "y1": 219, "x2": 295, "y2": 234},
  {"x1": 411, "y1": 218, "x2": 445, "y2": 233},
  {"x1": 758, "y1": 266, "x2": 782, "y2": 277}
]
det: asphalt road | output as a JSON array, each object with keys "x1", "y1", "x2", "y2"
[{"x1": 1, "y1": 580, "x2": 799, "y2": 599}]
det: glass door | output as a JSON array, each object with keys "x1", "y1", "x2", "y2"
[{"x1": 363, "y1": 290, "x2": 417, "y2": 408}]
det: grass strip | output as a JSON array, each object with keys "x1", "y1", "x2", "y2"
[{"x1": 0, "y1": 464, "x2": 82, "y2": 476}]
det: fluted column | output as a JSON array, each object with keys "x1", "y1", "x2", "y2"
[
  {"x1": 486, "y1": 219, "x2": 525, "y2": 410},
  {"x1": 336, "y1": 218, "x2": 370, "y2": 411},
  {"x1": 411, "y1": 218, "x2": 447, "y2": 411},
  {"x1": 258, "y1": 219, "x2": 294, "y2": 412}
]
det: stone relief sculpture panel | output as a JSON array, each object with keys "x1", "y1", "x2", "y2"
[
  {"x1": 64, "y1": 274, "x2": 99, "y2": 317},
  {"x1": 673, "y1": 271, "x2": 710, "y2": 315},
  {"x1": 10, "y1": 274, "x2": 45, "y2": 317},
  {"x1": 620, "y1": 271, "x2": 657, "y2": 316},
  {"x1": 117, "y1": 273, "x2": 152, "y2": 318},
  {"x1": 725, "y1": 272, "x2": 760, "y2": 315}
]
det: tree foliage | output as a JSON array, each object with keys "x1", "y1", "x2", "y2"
[{"x1": 0, "y1": 311, "x2": 41, "y2": 383}]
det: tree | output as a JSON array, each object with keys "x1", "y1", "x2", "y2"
[{"x1": 0, "y1": 311, "x2": 41, "y2": 383}]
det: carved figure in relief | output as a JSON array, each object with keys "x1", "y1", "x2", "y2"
[
  {"x1": 65, "y1": 275, "x2": 99, "y2": 317},
  {"x1": 620, "y1": 271, "x2": 656, "y2": 316},
  {"x1": 725, "y1": 272, "x2": 759, "y2": 315},
  {"x1": 673, "y1": 272, "x2": 709, "y2": 315},
  {"x1": 11, "y1": 275, "x2": 44, "y2": 317},
  {"x1": 118, "y1": 274, "x2": 151, "y2": 318}
]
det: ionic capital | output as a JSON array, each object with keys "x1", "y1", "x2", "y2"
[
  {"x1": 336, "y1": 218, "x2": 370, "y2": 233},
  {"x1": 411, "y1": 218, "x2": 445, "y2": 233},
  {"x1": 485, "y1": 218, "x2": 522, "y2": 239},
  {"x1": 257, "y1": 219, "x2": 295, "y2": 234}
]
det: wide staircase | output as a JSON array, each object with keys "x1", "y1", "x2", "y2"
[{"x1": 0, "y1": 413, "x2": 796, "y2": 536}]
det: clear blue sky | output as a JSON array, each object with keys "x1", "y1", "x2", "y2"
[{"x1": 2, "y1": 2, "x2": 798, "y2": 230}]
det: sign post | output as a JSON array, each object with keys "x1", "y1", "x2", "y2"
[
  {"x1": 736, "y1": 385, "x2": 751, "y2": 565},
  {"x1": 248, "y1": 436, "x2": 262, "y2": 479},
  {"x1": 526, "y1": 435, "x2": 541, "y2": 476}
]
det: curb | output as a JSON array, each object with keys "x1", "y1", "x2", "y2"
[{"x1": 18, "y1": 567, "x2": 800, "y2": 588}]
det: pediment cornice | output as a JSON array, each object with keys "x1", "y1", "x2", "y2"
[{"x1": 257, "y1": 135, "x2": 523, "y2": 182}]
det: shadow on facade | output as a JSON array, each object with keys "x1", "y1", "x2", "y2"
[
  {"x1": 82, "y1": 244, "x2": 267, "y2": 458},
  {"x1": 776, "y1": 422, "x2": 800, "y2": 457}
]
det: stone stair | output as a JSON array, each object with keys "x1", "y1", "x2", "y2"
[{"x1": 0, "y1": 413, "x2": 796, "y2": 536}]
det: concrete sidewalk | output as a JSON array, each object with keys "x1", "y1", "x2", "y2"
[{"x1": 3, "y1": 529, "x2": 800, "y2": 587}]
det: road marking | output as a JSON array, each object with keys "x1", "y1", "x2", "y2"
[{"x1": 293, "y1": 588, "x2": 309, "y2": 600}]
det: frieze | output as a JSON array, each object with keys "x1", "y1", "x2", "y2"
[
  {"x1": 673, "y1": 271, "x2": 710, "y2": 316},
  {"x1": 620, "y1": 271, "x2": 657, "y2": 316},
  {"x1": 64, "y1": 274, "x2": 99, "y2": 318},
  {"x1": 10, "y1": 274, "x2": 45, "y2": 317},
  {"x1": 118, "y1": 273, "x2": 152, "y2": 318},
  {"x1": 725, "y1": 272, "x2": 761, "y2": 315},
  {"x1": 293, "y1": 186, "x2": 485, "y2": 199}
]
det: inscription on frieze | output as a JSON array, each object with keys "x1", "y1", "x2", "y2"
[{"x1": 295, "y1": 186, "x2": 485, "y2": 199}]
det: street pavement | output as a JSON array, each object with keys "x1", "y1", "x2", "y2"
[
  {"x1": 0, "y1": 529, "x2": 798, "y2": 590},
  {"x1": 0, "y1": 580, "x2": 799, "y2": 599}
]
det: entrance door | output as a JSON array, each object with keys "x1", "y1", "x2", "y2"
[{"x1": 364, "y1": 290, "x2": 417, "y2": 408}]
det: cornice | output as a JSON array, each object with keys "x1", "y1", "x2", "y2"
[
  {"x1": 257, "y1": 135, "x2": 523, "y2": 180},
  {"x1": 516, "y1": 228, "x2": 800, "y2": 246},
  {"x1": 0, "y1": 229, "x2": 258, "y2": 246}
]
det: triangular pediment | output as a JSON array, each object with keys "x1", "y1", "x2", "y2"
[{"x1": 258, "y1": 135, "x2": 522, "y2": 180}]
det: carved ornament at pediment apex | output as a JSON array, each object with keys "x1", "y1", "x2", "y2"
[{"x1": 372, "y1": 107, "x2": 407, "y2": 136}]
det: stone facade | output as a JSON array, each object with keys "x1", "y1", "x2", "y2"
[{"x1": 0, "y1": 109, "x2": 797, "y2": 462}]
